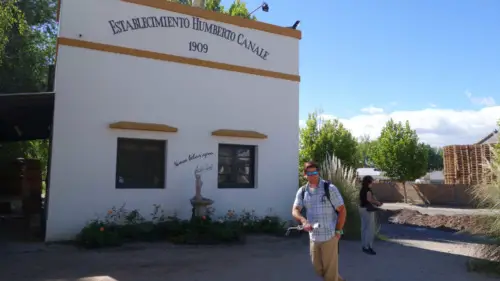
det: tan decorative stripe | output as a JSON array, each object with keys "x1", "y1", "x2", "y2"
[
  {"x1": 211, "y1": 129, "x2": 268, "y2": 139},
  {"x1": 109, "y1": 121, "x2": 178, "y2": 133},
  {"x1": 122, "y1": 0, "x2": 301, "y2": 40},
  {"x1": 58, "y1": 37, "x2": 300, "y2": 82},
  {"x1": 57, "y1": 0, "x2": 61, "y2": 22}
]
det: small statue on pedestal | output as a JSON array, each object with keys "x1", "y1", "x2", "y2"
[{"x1": 190, "y1": 167, "x2": 214, "y2": 218}]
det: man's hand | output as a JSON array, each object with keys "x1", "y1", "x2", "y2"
[
  {"x1": 303, "y1": 222, "x2": 313, "y2": 232},
  {"x1": 335, "y1": 233, "x2": 341, "y2": 240}
]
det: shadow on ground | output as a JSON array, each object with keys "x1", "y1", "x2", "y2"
[{"x1": 0, "y1": 231, "x2": 497, "y2": 281}]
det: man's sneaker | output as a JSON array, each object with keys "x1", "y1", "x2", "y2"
[
  {"x1": 362, "y1": 247, "x2": 375, "y2": 255},
  {"x1": 368, "y1": 248, "x2": 377, "y2": 255}
]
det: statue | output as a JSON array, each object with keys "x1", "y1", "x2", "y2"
[
  {"x1": 190, "y1": 166, "x2": 214, "y2": 218},
  {"x1": 194, "y1": 169, "x2": 203, "y2": 200}
]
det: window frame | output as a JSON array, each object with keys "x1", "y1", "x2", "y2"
[
  {"x1": 115, "y1": 137, "x2": 166, "y2": 189},
  {"x1": 217, "y1": 143, "x2": 256, "y2": 189}
]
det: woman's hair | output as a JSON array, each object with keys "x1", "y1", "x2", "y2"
[{"x1": 362, "y1": 175, "x2": 374, "y2": 189}]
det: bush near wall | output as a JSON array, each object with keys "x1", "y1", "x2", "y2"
[{"x1": 76, "y1": 204, "x2": 286, "y2": 249}]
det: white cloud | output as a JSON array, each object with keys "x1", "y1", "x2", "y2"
[
  {"x1": 300, "y1": 106, "x2": 500, "y2": 147},
  {"x1": 360, "y1": 105, "x2": 384, "y2": 114},
  {"x1": 429, "y1": 103, "x2": 437, "y2": 108},
  {"x1": 466, "y1": 90, "x2": 496, "y2": 107},
  {"x1": 389, "y1": 101, "x2": 398, "y2": 106}
]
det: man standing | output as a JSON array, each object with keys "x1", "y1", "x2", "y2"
[{"x1": 292, "y1": 161, "x2": 347, "y2": 281}]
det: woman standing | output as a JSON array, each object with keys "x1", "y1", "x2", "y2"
[{"x1": 359, "y1": 175, "x2": 382, "y2": 255}]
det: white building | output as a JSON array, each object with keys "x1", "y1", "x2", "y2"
[
  {"x1": 46, "y1": 0, "x2": 301, "y2": 241},
  {"x1": 477, "y1": 129, "x2": 499, "y2": 145},
  {"x1": 416, "y1": 170, "x2": 444, "y2": 184},
  {"x1": 356, "y1": 168, "x2": 388, "y2": 181}
]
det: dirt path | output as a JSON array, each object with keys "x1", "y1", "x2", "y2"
[{"x1": 0, "y1": 235, "x2": 496, "y2": 281}]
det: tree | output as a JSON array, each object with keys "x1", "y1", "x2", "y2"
[
  {"x1": 204, "y1": 0, "x2": 224, "y2": 13},
  {"x1": 226, "y1": 0, "x2": 256, "y2": 19},
  {"x1": 0, "y1": 0, "x2": 57, "y2": 180},
  {"x1": 0, "y1": 0, "x2": 56, "y2": 93},
  {"x1": 299, "y1": 112, "x2": 359, "y2": 169},
  {"x1": 370, "y1": 119, "x2": 428, "y2": 202},
  {"x1": 0, "y1": 0, "x2": 27, "y2": 65},
  {"x1": 356, "y1": 134, "x2": 378, "y2": 168},
  {"x1": 425, "y1": 144, "x2": 444, "y2": 171},
  {"x1": 171, "y1": 0, "x2": 256, "y2": 20}
]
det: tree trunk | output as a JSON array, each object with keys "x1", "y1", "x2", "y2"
[{"x1": 402, "y1": 181, "x2": 408, "y2": 203}]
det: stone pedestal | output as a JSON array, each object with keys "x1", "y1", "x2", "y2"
[{"x1": 190, "y1": 197, "x2": 214, "y2": 217}]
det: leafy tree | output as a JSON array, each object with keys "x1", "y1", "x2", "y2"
[
  {"x1": 0, "y1": 0, "x2": 27, "y2": 65},
  {"x1": 0, "y1": 0, "x2": 56, "y2": 93},
  {"x1": 226, "y1": 0, "x2": 256, "y2": 19},
  {"x1": 356, "y1": 134, "x2": 378, "y2": 168},
  {"x1": 204, "y1": 0, "x2": 224, "y2": 13},
  {"x1": 370, "y1": 119, "x2": 428, "y2": 202},
  {"x1": 171, "y1": 0, "x2": 256, "y2": 19},
  {"x1": 0, "y1": 0, "x2": 57, "y2": 180},
  {"x1": 299, "y1": 112, "x2": 359, "y2": 170},
  {"x1": 425, "y1": 144, "x2": 444, "y2": 171}
]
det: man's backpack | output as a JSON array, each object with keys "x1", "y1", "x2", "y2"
[{"x1": 301, "y1": 181, "x2": 339, "y2": 216}]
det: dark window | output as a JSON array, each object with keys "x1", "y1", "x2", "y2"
[
  {"x1": 116, "y1": 138, "x2": 166, "y2": 189},
  {"x1": 218, "y1": 144, "x2": 256, "y2": 188}
]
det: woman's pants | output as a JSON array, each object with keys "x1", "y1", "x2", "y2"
[{"x1": 359, "y1": 207, "x2": 376, "y2": 249}]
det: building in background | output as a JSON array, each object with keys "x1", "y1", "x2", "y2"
[
  {"x1": 46, "y1": 0, "x2": 301, "y2": 241},
  {"x1": 476, "y1": 129, "x2": 498, "y2": 145}
]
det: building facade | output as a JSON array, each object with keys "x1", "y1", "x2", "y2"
[{"x1": 46, "y1": 0, "x2": 300, "y2": 241}]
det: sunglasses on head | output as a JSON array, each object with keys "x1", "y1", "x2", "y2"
[{"x1": 306, "y1": 171, "x2": 319, "y2": 176}]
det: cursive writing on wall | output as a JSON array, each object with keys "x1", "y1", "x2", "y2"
[{"x1": 174, "y1": 152, "x2": 214, "y2": 167}]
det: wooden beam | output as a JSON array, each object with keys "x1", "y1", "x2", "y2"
[
  {"x1": 109, "y1": 121, "x2": 178, "y2": 133},
  {"x1": 211, "y1": 129, "x2": 267, "y2": 139}
]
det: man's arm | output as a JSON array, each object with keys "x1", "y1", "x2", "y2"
[
  {"x1": 335, "y1": 205, "x2": 346, "y2": 231},
  {"x1": 292, "y1": 188, "x2": 307, "y2": 224},
  {"x1": 329, "y1": 184, "x2": 346, "y2": 231}
]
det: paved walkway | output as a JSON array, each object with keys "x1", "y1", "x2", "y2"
[
  {"x1": 0, "y1": 233, "x2": 496, "y2": 281},
  {"x1": 382, "y1": 203, "x2": 500, "y2": 216}
]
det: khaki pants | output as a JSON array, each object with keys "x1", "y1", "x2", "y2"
[{"x1": 310, "y1": 236, "x2": 344, "y2": 281}]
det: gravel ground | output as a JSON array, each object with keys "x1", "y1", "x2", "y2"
[
  {"x1": 381, "y1": 208, "x2": 496, "y2": 236},
  {"x1": 0, "y1": 226, "x2": 497, "y2": 281}
]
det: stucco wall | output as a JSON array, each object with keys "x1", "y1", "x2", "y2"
[
  {"x1": 371, "y1": 183, "x2": 475, "y2": 207},
  {"x1": 46, "y1": 0, "x2": 300, "y2": 241}
]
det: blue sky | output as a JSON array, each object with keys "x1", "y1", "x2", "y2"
[{"x1": 222, "y1": 0, "x2": 500, "y2": 146}]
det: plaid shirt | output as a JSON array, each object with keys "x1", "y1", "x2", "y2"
[{"x1": 293, "y1": 179, "x2": 345, "y2": 242}]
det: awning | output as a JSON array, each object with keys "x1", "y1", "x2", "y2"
[{"x1": 0, "y1": 92, "x2": 55, "y2": 142}]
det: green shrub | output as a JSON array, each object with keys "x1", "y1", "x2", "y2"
[
  {"x1": 470, "y1": 146, "x2": 500, "y2": 271},
  {"x1": 76, "y1": 205, "x2": 286, "y2": 249},
  {"x1": 224, "y1": 209, "x2": 285, "y2": 235},
  {"x1": 76, "y1": 221, "x2": 123, "y2": 248},
  {"x1": 472, "y1": 148, "x2": 500, "y2": 237},
  {"x1": 320, "y1": 155, "x2": 361, "y2": 240}
]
